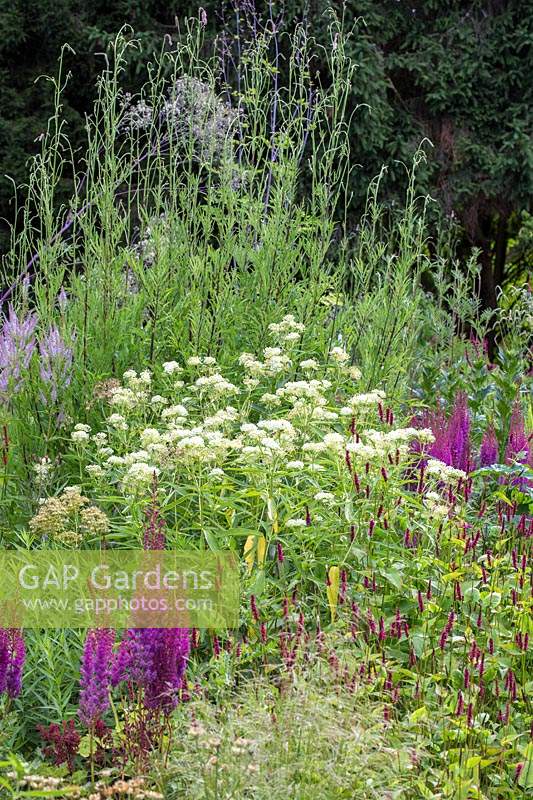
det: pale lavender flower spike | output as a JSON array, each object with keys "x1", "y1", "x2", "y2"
[
  {"x1": 57, "y1": 287, "x2": 68, "y2": 313},
  {"x1": 0, "y1": 305, "x2": 38, "y2": 399},
  {"x1": 39, "y1": 325, "x2": 74, "y2": 403}
]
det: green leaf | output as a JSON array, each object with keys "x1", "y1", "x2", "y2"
[
  {"x1": 381, "y1": 569, "x2": 403, "y2": 589},
  {"x1": 518, "y1": 760, "x2": 533, "y2": 790},
  {"x1": 409, "y1": 705, "x2": 428, "y2": 723},
  {"x1": 203, "y1": 529, "x2": 220, "y2": 551},
  {"x1": 250, "y1": 570, "x2": 266, "y2": 597},
  {"x1": 77, "y1": 734, "x2": 92, "y2": 758}
]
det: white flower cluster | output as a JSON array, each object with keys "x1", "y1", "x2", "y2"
[
  {"x1": 424, "y1": 490, "x2": 451, "y2": 518},
  {"x1": 194, "y1": 373, "x2": 240, "y2": 397},
  {"x1": 162, "y1": 361, "x2": 183, "y2": 375},
  {"x1": 343, "y1": 426, "x2": 434, "y2": 461},
  {"x1": 239, "y1": 348, "x2": 292, "y2": 378},
  {"x1": 340, "y1": 390, "x2": 386, "y2": 415},
  {"x1": 109, "y1": 370, "x2": 152, "y2": 410},
  {"x1": 33, "y1": 456, "x2": 52, "y2": 479},
  {"x1": 273, "y1": 379, "x2": 335, "y2": 422},
  {"x1": 187, "y1": 356, "x2": 217, "y2": 368},
  {"x1": 268, "y1": 314, "x2": 305, "y2": 343},
  {"x1": 71, "y1": 423, "x2": 91, "y2": 443},
  {"x1": 70, "y1": 317, "x2": 442, "y2": 503},
  {"x1": 330, "y1": 345, "x2": 350, "y2": 364},
  {"x1": 108, "y1": 413, "x2": 128, "y2": 431},
  {"x1": 426, "y1": 459, "x2": 468, "y2": 483}
]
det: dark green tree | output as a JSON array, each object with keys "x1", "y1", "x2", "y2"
[
  {"x1": 0, "y1": 0, "x2": 531, "y2": 307},
  {"x1": 303, "y1": 0, "x2": 531, "y2": 306}
]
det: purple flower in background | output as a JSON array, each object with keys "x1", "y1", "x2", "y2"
[
  {"x1": 6, "y1": 630, "x2": 25, "y2": 697},
  {"x1": 415, "y1": 392, "x2": 471, "y2": 472},
  {"x1": 505, "y1": 403, "x2": 530, "y2": 465},
  {"x1": 0, "y1": 628, "x2": 25, "y2": 698},
  {"x1": 78, "y1": 629, "x2": 115, "y2": 727},
  {"x1": 124, "y1": 628, "x2": 190, "y2": 712},
  {"x1": 110, "y1": 634, "x2": 133, "y2": 688},
  {"x1": 110, "y1": 492, "x2": 190, "y2": 715},
  {"x1": 480, "y1": 426, "x2": 499, "y2": 466},
  {"x1": 57, "y1": 287, "x2": 68, "y2": 313},
  {"x1": 0, "y1": 305, "x2": 37, "y2": 400},
  {"x1": 39, "y1": 326, "x2": 74, "y2": 403},
  {"x1": 447, "y1": 392, "x2": 470, "y2": 472},
  {"x1": 143, "y1": 628, "x2": 189, "y2": 711},
  {"x1": 0, "y1": 631, "x2": 8, "y2": 693},
  {"x1": 113, "y1": 628, "x2": 189, "y2": 713}
]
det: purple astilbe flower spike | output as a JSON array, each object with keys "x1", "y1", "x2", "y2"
[
  {"x1": 113, "y1": 621, "x2": 190, "y2": 713},
  {"x1": 123, "y1": 628, "x2": 190, "y2": 712},
  {"x1": 480, "y1": 425, "x2": 499, "y2": 466},
  {"x1": 416, "y1": 405, "x2": 451, "y2": 465},
  {"x1": 6, "y1": 630, "x2": 25, "y2": 698},
  {"x1": 0, "y1": 630, "x2": 9, "y2": 694},
  {"x1": 144, "y1": 628, "x2": 190, "y2": 711},
  {"x1": 0, "y1": 305, "x2": 37, "y2": 400},
  {"x1": 78, "y1": 629, "x2": 115, "y2": 727},
  {"x1": 0, "y1": 628, "x2": 25, "y2": 698},
  {"x1": 110, "y1": 634, "x2": 133, "y2": 688},
  {"x1": 112, "y1": 487, "x2": 190, "y2": 712},
  {"x1": 39, "y1": 326, "x2": 74, "y2": 403}
]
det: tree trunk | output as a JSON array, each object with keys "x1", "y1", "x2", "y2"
[
  {"x1": 479, "y1": 243, "x2": 498, "y2": 310},
  {"x1": 493, "y1": 215, "x2": 508, "y2": 288},
  {"x1": 477, "y1": 237, "x2": 498, "y2": 359}
]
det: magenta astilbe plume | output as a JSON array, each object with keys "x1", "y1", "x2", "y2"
[
  {"x1": 505, "y1": 403, "x2": 530, "y2": 465},
  {"x1": 0, "y1": 305, "x2": 37, "y2": 400},
  {"x1": 39, "y1": 325, "x2": 74, "y2": 403},
  {"x1": 78, "y1": 629, "x2": 115, "y2": 727},
  {"x1": 0, "y1": 628, "x2": 25, "y2": 698},
  {"x1": 136, "y1": 628, "x2": 189, "y2": 712},
  {"x1": 416, "y1": 392, "x2": 471, "y2": 471},
  {"x1": 447, "y1": 392, "x2": 470, "y2": 472},
  {"x1": 413, "y1": 405, "x2": 450, "y2": 463},
  {"x1": 480, "y1": 426, "x2": 499, "y2": 467}
]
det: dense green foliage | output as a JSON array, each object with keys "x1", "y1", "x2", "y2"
[
  {"x1": 0, "y1": 0, "x2": 531, "y2": 300},
  {"x1": 0, "y1": 10, "x2": 531, "y2": 800}
]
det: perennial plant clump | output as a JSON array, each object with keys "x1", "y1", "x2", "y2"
[
  {"x1": 0, "y1": 10, "x2": 531, "y2": 799},
  {"x1": 26, "y1": 313, "x2": 525, "y2": 792}
]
